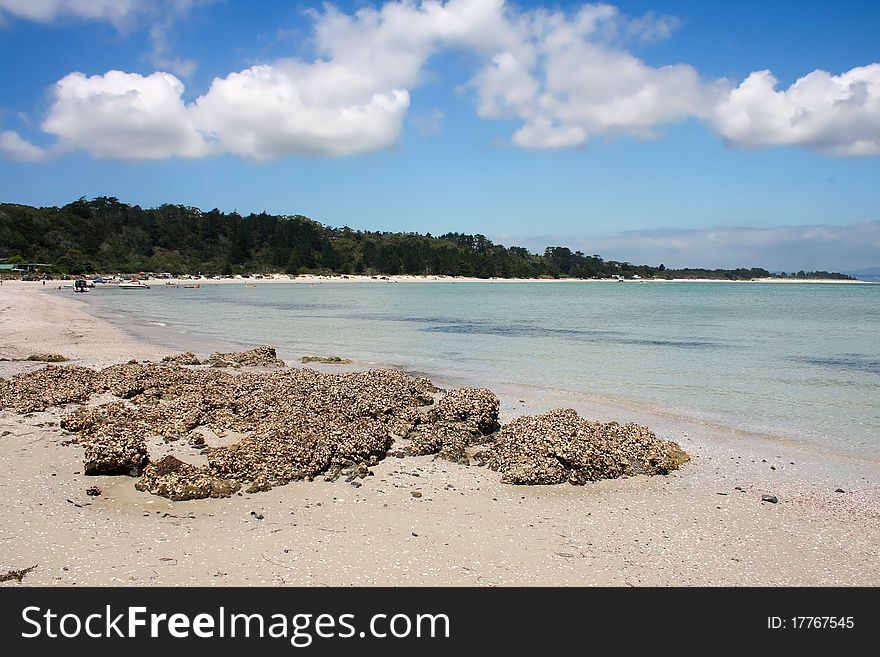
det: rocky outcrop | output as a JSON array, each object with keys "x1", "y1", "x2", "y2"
[
  {"x1": 0, "y1": 365, "x2": 96, "y2": 413},
  {"x1": 301, "y1": 355, "x2": 352, "y2": 364},
  {"x1": 135, "y1": 456, "x2": 240, "y2": 500},
  {"x1": 1, "y1": 357, "x2": 689, "y2": 500},
  {"x1": 161, "y1": 352, "x2": 201, "y2": 366},
  {"x1": 486, "y1": 408, "x2": 689, "y2": 485},
  {"x1": 203, "y1": 346, "x2": 285, "y2": 368},
  {"x1": 407, "y1": 388, "x2": 500, "y2": 462}
]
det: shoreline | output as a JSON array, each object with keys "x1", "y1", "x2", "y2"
[
  {"x1": 10, "y1": 273, "x2": 873, "y2": 286},
  {"x1": 1, "y1": 282, "x2": 878, "y2": 586},
  {"x1": 71, "y1": 273, "x2": 876, "y2": 285}
]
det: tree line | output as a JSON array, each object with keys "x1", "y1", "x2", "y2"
[{"x1": 0, "y1": 197, "x2": 854, "y2": 280}]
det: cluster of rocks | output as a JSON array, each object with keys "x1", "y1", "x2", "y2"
[
  {"x1": 301, "y1": 355, "x2": 352, "y2": 364},
  {"x1": 0, "y1": 346, "x2": 690, "y2": 501},
  {"x1": 158, "y1": 346, "x2": 285, "y2": 368},
  {"x1": 26, "y1": 353, "x2": 68, "y2": 362},
  {"x1": 485, "y1": 408, "x2": 689, "y2": 485},
  {"x1": 406, "y1": 387, "x2": 500, "y2": 463},
  {"x1": 0, "y1": 365, "x2": 97, "y2": 413},
  {"x1": 161, "y1": 352, "x2": 201, "y2": 366},
  {"x1": 203, "y1": 346, "x2": 285, "y2": 368},
  {"x1": 135, "y1": 455, "x2": 241, "y2": 501}
]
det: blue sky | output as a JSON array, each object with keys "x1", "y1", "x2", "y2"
[{"x1": 0, "y1": 1, "x2": 878, "y2": 270}]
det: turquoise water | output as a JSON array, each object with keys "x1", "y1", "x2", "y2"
[{"x1": 82, "y1": 281, "x2": 880, "y2": 457}]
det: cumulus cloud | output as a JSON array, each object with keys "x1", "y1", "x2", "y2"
[
  {"x1": 712, "y1": 65, "x2": 880, "y2": 156},
  {"x1": 512, "y1": 222, "x2": 880, "y2": 271},
  {"x1": 193, "y1": 62, "x2": 410, "y2": 158},
  {"x1": 41, "y1": 71, "x2": 208, "y2": 159},
  {"x1": 2, "y1": 1, "x2": 879, "y2": 161},
  {"x1": 0, "y1": 0, "x2": 147, "y2": 29},
  {"x1": 467, "y1": 3, "x2": 717, "y2": 148},
  {"x1": 0, "y1": 130, "x2": 48, "y2": 162}
]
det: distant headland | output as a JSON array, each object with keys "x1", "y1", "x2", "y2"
[{"x1": 0, "y1": 197, "x2": 856, "y2": 281}]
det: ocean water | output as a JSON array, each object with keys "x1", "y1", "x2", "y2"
[{"x1": 81, "y1": 281, "x2": 880, "y2": 458}]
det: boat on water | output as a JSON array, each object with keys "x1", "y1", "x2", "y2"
[{"x1": 117, "y1": 280, "x2": 150, "y2": 289}]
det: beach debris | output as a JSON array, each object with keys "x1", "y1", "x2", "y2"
[
  {"x1": 0, "y1": 565, "x2": 37, "y2": 584},
  {"x1": 761, "y1": 494, "x2": 779, "y2": 504},
  {"x1": 203, "y1": 346, "x2": 285, "y2": 368},
  {"x1": 411, "y1": 491, "x2": 423, "y2": 498},
  {"x1": 26, "y1": 353, "x2": 68, "y2": 362},
  {"x1": 135, "y1": 456, "x2": 241, "y2": 501},
  {"x1": 485, "y1": 408, "x2": 689, "y2": 485},
  {"x1": 835, "y1": 488, "x2": 846, "y2": 493},
  {"x1": 161, "y1": 352, "x2": 201, "y2": 366},
  {"x1": 301, "y1": 355, "x2": 352, "y2": 364},
  {"x1": 85, "y1": 486, "x2": 102, "y2": 496}
]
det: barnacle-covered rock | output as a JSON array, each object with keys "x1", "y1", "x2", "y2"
[
  {"x1": 0, "y1": 365, "x2": 96, "y2": 412},
  {"x1": 161, "y1": 352, "x2": 201, "y2": 366},
  {"x1": 1, "y1": 356, "x2": 686, "y2": 498},
  {"x1": 301, "y1": 355, "x2": 352, "y2": 364},
  {"x1": 203, "y1": 346, "x2": 285, "y2": 368},
  {"x1": 486, "y1": 408, "x2": 688, "y2": 485},
  {"x1": 82, "y1": 433, "x2": 149, "y2": 476},
  {"x1": 208, "y1": 432, "x2": 334, "y2": 485},
  {"x1": 135, "y1": 455, "x2": 240, "y2": 500},
  {"x1": 430, "y1": 388, "x2": 500, "y2": 435},
  {"x1": 405, "y1": 388, "x2": 500, "y2": 462},
  {"x1": 26, "y1": 353, "x2": 68, "y2": 362}
]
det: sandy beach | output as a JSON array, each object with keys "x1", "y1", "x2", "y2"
[
  {"x1": 1, "y1": 280, "x2": 878, "y2": 587},
  {"x1": 144, "y1": 273, "x2": 874, "y2": 285}
]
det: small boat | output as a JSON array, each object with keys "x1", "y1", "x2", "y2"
[{"x1": 118, "y1": 280, "x2": 150, "y2": 289}]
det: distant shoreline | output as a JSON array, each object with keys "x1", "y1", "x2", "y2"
[{"x1": 65, "y1": 273, "x2": 877, "y2": 285}]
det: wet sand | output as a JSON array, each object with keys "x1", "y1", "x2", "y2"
[{"x1": 1, "y1": 281, "x2": 878, "y2": 586}]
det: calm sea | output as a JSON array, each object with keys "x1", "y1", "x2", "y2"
[{"x1": 81, "y1": 281, "x2": 880, "y2": 458}]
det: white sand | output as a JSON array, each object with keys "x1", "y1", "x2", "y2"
[{"x1": 1, "y1": 281, "x2": 878, "y2": 586}]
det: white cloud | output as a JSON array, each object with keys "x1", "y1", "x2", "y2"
[
  {"x1": 468, "y1": 4, "x2": 720, "y2": 149},
  {"x1": 193, "y1": 62, "x2": 410, "y2": 158},
  {"x1": 0, "y1": 130, "x2": 48, "y2": 161},
  {"x1": 41, "y1": 71, "x2": 208, "y2": 159},
  {"x1": 2, "y1": 1, "x2": 879, "y2": 161},
  {"x1": 712, "y1": 65, "x2": 880, "y2": 156},
  {"x1": 0, "y1": 0, "x2": 146, "y2": 28}
]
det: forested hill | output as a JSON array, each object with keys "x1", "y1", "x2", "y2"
[{"x1": 0, "y1": 197, "x2": 854, "y2": 280}]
